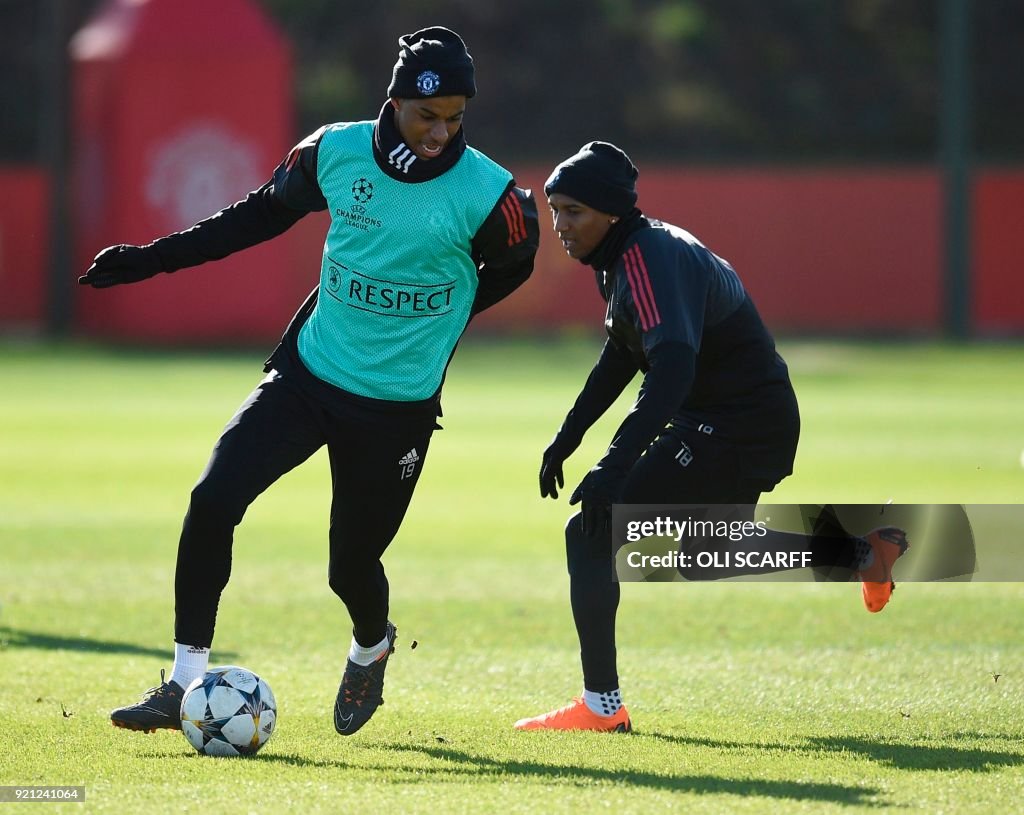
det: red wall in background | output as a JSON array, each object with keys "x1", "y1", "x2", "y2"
[
  {"x1": 973, "y1": 170, "x2": 1024, "y2": 335},
  {"x1": 69, "y1": 0, "x2": 304, "y2": 343},
  {"x1": 3, "y1": 164, "x2": 1022, "y2": 339},
  {"x1": 0, "y1": 168, "x2": 49, "y2": 328},
  {"x1": 0, "y1": 0, "x2": 1003, "y2": 341},
  {"x1": 639, "y1": 168, "x2": 943, "y2": 333},
  {"x1": 473, "y1": 167, "x2": 947, "y2": 334}
]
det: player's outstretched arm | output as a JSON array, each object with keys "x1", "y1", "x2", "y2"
[
  {"x1": 78, "y1": 244, "x2": 164, "y2": 288},
  {"x1": 79, "y1": 129, "x2": 328, "y2": 290}
]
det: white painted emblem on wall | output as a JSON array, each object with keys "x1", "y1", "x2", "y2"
[{"x1": 146, "y1": 123, "x2": 262, "y2": 231}]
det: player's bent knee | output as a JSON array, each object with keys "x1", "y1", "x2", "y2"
[
  {"x1": 327, "y1": 565, "x2": 377, "y2": 603},
  {"x1": 327, "y1": 569, "x2": 353, "y2": 601},
  {"x1": 186, "y1": 479, "x2": 250, "y2": 528}
]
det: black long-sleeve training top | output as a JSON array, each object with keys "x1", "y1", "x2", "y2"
[{"x1": 557, "y1": 210, "x2": 799, "y2": 488}]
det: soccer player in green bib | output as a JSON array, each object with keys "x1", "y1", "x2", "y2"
[{"x1": 80, "y1": 27, "x2": 539, "y2": 737}]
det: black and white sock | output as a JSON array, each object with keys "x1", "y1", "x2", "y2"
[{"x1": 583, "y1": 687, "x2": 623, "y2": 717}]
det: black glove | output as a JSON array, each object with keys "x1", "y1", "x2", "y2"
[
  {"x1": 78, "y1": 244, "x2": 164, "y2": 288},
  {"x1": 569, "y1": 465, "x2": 627, "y2": 538},
  {"x1": 539, "y1": 437, "x2": 571, "y2": 499}
]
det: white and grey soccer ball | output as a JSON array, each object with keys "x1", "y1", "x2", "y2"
[{"x1": 180, "y1": 665, "x2": 277, "y2": 756}]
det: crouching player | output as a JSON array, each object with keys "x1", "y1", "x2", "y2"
[{"x1": 515, "y1": 142, "x2": 907, "y2": 732}]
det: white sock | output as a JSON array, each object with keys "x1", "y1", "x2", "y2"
[
  {"x1": 169, "y1": 642, "x2": 210, "y2": 689},
  {"x1": 348, "y1": 633, "x2": 389, "y2": 667},
  {"x1": 583, "y1": 687, "x2": 623, "y2": 717}
]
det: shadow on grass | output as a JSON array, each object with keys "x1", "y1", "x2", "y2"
[
  {"x1": 807, "y1": 736, "x2": 1024, "y2": 772},
  {"x1": 251, "y1": 742, "x2": 881, "y2": 806},
  {"x1": 645, "y1": 732, "x2": 1023, "y2": 772},
  {"x1": 0, "y1": 626, "x2": 236, "y2": 661}
]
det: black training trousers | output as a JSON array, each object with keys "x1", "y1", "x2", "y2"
[
  {"x1": 174, "y1": 370, "x2": 433, "y2": 649},
  {"x1": 567, "y1": 426, "x2": 764, "y2": 693}
]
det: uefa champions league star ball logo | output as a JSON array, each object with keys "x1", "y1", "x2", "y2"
[
  {"x1": 416, "y1": 70, "x2": 441, "y2": 96},
  {"x1": 351, "y1": 178, "x2": 374, "y2": 204}
]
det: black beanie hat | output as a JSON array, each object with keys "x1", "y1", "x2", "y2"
[
  {"x1": 544, "y1": 141, "x2": 639, "y2": 216},
  {"x1": 387, "y1": 26, "x2": 476, "y2": 99}
]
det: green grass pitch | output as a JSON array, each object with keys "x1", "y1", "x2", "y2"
[{"x1": 1, "y1": 338, "x2": 1023, "y2": 813}]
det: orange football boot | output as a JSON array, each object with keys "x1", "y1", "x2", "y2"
[
  {"x1": 856, "y1": 527, "x2": 909, "y2": 613},
  {"x1": 514, "y1": 697, "x2": 632, "y2": 732}
]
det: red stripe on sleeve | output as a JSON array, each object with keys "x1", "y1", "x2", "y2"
[
  {"x1": 508, "y1": 192, "x2": 526, "y2": 244},
  {"x1": 501, "y1": 193, "x2": 525, "y2": 246},
  {"x1": 500, "y1": 198, "x2": 517, "y2": 244},
  {"x1": 623, "y1": 249, "x2": 653, "y2": 332},
  {"x1": 629, "y1": 245, "x2": 661, "y2": 328}
]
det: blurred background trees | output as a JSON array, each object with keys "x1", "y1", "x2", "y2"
[
  {"x1": 2, "y1": 0, "x2": 1020, "y2": 338},
  {"x1": 3, "y1": 0, "x2": 1022, "y2": 164}
]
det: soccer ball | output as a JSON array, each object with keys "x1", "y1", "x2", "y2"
[{"x1": 180, "y1": 665, "x2": 277, "y2": 756}]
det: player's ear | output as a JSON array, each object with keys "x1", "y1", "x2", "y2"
[{"x1": 389, "y1": 98, "x2": 400, "y2": 111}]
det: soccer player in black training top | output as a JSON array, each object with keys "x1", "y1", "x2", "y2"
[
  {"x1": 79, "y1": 28, "x2": 539, "y2": 737},
  {"x1": 514, "y1": 142, "x2": 907, "y2": 732}
]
